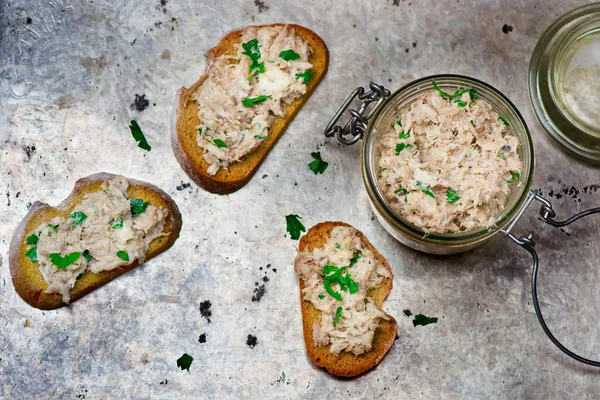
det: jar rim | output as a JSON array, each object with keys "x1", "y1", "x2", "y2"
[{"x1": 361, "y1": 74, "x2": 535, "y2": 245}]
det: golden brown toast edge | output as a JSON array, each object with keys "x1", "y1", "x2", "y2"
[
  {"x1": 8, "y1": 173, "x2": 182, "y2": 310},
  {"x1": 173, "y1": 23, "x2": 329, "y2": 194},
  {"x1": 297, "y1": 221, "x2": 398, "y2": 377}
]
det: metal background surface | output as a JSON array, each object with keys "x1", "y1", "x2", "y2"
[{"x1": 1, "y1": 0, "x2": 600, "y2": 398}]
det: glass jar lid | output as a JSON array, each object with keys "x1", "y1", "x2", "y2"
[{"x1": 529, "y1": 3, "x2": 600, "y2": 163}]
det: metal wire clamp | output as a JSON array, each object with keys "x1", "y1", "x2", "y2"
[
  {"x1": 324, "y1": 82, "x2": 390, "y2": 145},
  {"x1": 502, "y1": 190, "x2": 600, "y2": 367}
]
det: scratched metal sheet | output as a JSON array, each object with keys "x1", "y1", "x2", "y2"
[{"x1": 1, "y1": 0, "x2": 600, "y2": 399}]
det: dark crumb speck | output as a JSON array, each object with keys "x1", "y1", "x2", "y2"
[
  {"x1": 502, "y1": 24, "x2": 513, "y2": 34},
  {"x1": 375, "y1": 37, "x2": 379, "y2": 42},
  {"x1": 160, "y1": 379, "x2": 168, "y2": 385},
  {"x1": 23, "y1": 144, "x2": 36, "y2": 161},
  {"x1": 254, "y1": 0, "x2": 269, "y2": 13},
  {"x1": 252, "y1": 284, "x2": 266, "y2": 302},
  {"x1": 131, "y1": 94, "x2": 150, "y2": 112},
  {"x1": 26, "y1": 17, "x2": 32, "y2": 24},
  {"x1": 247, "y1": 334, "x2": 258, "y2": 349},
  {"x1": 272, "y1": 268, "x2": 277, "y2": 273},
  {"x1": 392, "y1": 0, "x2": 400, "y2": 5},
  {"x1": 199, "y1": 300, "x2": 212, "y2": 323},
  {"x1": 412, "y1": 41, "x2": 417, "y2": 48},
  {"x1": 403, "y1": 309, "x2": 412, "y2": 317},
  {"x1": 405, "y1": 48, "x2": 409, "y2": 53},
  {"x1": 262, "y1": 174, "x2": 268, "y2": 179},
  {"x1": 262, "y1": 276, "x2": 269, "y2": 283},
  {"x1": 198, "y1": 333, "x2": 207, "y2": 343},
  {"x1": 176, "y1": 181, "x2": 191, "y2": 191}
]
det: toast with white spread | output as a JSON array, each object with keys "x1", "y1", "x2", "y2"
[
  {"x1": 294, "y1": 222, "x2": 397, "y2": 377},
  {"x1": 9, "y1": 173, "x2": 182, "y2": 309},
  {"x1": 174, "y1": 23, "x2": 328, "y2": 194}
]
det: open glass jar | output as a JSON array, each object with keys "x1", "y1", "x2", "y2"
[{"x1": 325, "y1": 74, "x2": 600, "y2": 367}]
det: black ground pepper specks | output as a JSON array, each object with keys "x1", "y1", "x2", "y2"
[
  {"x1": 176, "y1": 181, "x2": 191, "y2": 191},
  {"x1": 200, "y1": 300, "x2": 212, "y2": 323},
  {"x1": 403, "y1": 309, "x2": 412, "y2": 317},
  {"x1": 254, "y1": 0, "x2": 269, "y2": 13},
  {"x1": 198, "y1": 333, "x2": 207, "y2": 343},
  {"x1": 502, "y1": 24, "x2": 513, "y2": 34},
  {"x1": 252, "y1": 264, "x2": 273, "y2": 302},
  {"x1": 131, "y1": 94, "x2": 150, "y2": 112},
  {"x1": 23, "y1": 144, "x2": 36, "y2": 161},
  {"x1": 246, "y1": 334, "x2": 258, "y2": 349}
]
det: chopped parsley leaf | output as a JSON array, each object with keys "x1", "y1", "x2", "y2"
[
  {"x1": 343, "y1": 273, "x2": 359, "y2": 294},
  {"x1": 177, "y1": 353, "x2": 193, "y2": 372},
  {"x1": 395, "y1": 143, "x2": 414, "y2": 154},
  {"x1": 25, "y1": 247, "x2": 37, "y2": 263},
  {"x1": 395, "y1": 187, "x2": 409, "y2": 195},
  {"x1": 116, "y1": 250, "x2": 129, "y2": 262},
  {"x1": 241, "y1": 39, "x2": 264, "y2": 78},
  {"x1": 349, "y1": 251, "x2": 362, "y2": 268},
  {"x1": 323, "y1": 265, "x2": 339, "y2": 275},
  {"x1": 318, "y1": 293, "x2": 325, "y2": 299},
  {"x1": 498, "y1": 116, "x2": 510, "y2": 127},
  {"x1": 416, "y1": 181, "x2": 435, "y2": 198},
  {"x1": 335, "y1": 243, "x2": 341, "y2": 249},
  {"x1": 454, "y1": 99, "x2": 467, "y2": 108},
  {"x1": 279, "y1": 49, "x2": 300, "y2": 61},
  {"x1": 213, "y1": 139, "x2": 228, "y2": 148},
  {"x1": 198, "y1": 127, "x2": 202, "y2": 135},
  {"x1": 76, "y1": 273, "x2": 84, "y2": 280},
  {"x1": 397, "y1": 119, "x2": 402, "y2": 127},
  {"x1": 129, "y1": 120, "x2": 151, "y2": 151},
  {"x1": 499, "y1": 152, "x2": 506, "y2": 160},
  {"x1": 130, "y1": 198, "x2": 149, "y2": 216},
  {"x1": 285, "y1": 214, "x2": 306, "y2": 240},
  {"x1": 110, "y1": 218, "x2": 124, "y2": 229},
  {"x1": 413, "y1": 313, "x2": 438, "y2": 327},
  {"x1": 324, "y1": 280, "x2": 342, "y2": 301},
  {"x1": 399, "y1": 129, "x2": 411, "y2": 139},
  {"x1": 255, "y1": 135, "x2": 265, "y2": 140},
  {"x1": 49, "y1": 252, "x2": 81, "y2": 270},
  {"x1": 70, "y1": 211, "x2": 87, "y2": 227},
  {"x1": 324, "y1": 266, "x2": 347, "y2": 282},
  {"x1": 308, "y1": 151, "x2": 328, "y2": 175},
  {"x1": 25, "y1": 233, "x2": 39, "y2": 245},
  {"x1": 48, "y1": 224, "x2": 59, "y2": 232},
  {"x1": 333, "y1": 306, "x2": 343, "y2": 327},
  {"x1": 446, "y1": 188, "x2": 460, "y2": 204},
  {"x1": 470, "y1": 120, "x2": 476, "y2": 127},
  {"x1": 83, "y1": 250, "x2": 92, "y2": 262},
  {"x1": 295, "y1": 70, "x2": 313, "y2": 83},
  {"x1": 432, "y1": 81, "x2": 478, "y2": 101},
  {"x1": 508, "y1": 171, "x2": 521, "y2": 183},
  {"x1": 242, "y1": 95, "x2": 271, "y2": 107}
]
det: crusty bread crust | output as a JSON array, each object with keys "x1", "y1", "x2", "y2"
[
  {"x1": 9, "y1": 173, "x2": 182, "y2": 310},
  {"x1": 173, "y1": 23, "x2": 329, "y2": 194},
  {"x1": 296, "y1": 222, "x2": 398, "y2": 377}
]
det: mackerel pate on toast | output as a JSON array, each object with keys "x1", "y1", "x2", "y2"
[
  {"x1": 294, "y1": 222, "x2": 398, "y2": 377},
  {"x1": 174, "y1": 23, "x2": 328, "y2": 194}
]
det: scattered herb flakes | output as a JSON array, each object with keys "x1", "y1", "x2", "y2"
[
  {"x1": 129, "y1": 120, "x2": 151, "y2": 151},
  {"x1": 25, "y1": 247, "x2": 37, "y2": 263},
  {"x1": 48, "y1": 224, "x2": 59, "y2": 232},
  {"x1": 308, "y1": 152, "x2": 328, "y2": 175},
  {"x1": 454, "y1": 99, "x2": 467, "y2": 108},
  {"x1": 499, "y1": 152, "x2": 506, "y2": 160},
  {"x1": 323, "y1": 265, "x2": 339, "y2": 275},
  {"x1": 498, "y1": 116, "x2": 510, "y2": 127},
  {"x1": 344, "y1": 273, "x2": 359, "y2": 294},
  {"x1": 76, "y1": 273, "x2": 84, "y2": 280},
  {"x1": 470, "y1": 120, "x2": 476, "y2": 128},
  {"x1": 241, "y1": 39, "x2": 264, "y2": 77},
  {"x1": 432, "y1": 81, "x2": 478, "y2": 101},
  {"x1": 397, "y1": 119, "x2": 402, "y2": 127},
  {"x1": 399, "y1": 129, "x2": 411, "y2": 139},
  {"x1": 83, "y1": 250, "x2": 92, "y2": 262},
  {"x1": 333, "y1": 306, "x2": 343, "y2": 327},
  {"x1": 255, "y1": 135, "x2": 265, "y2": 140},
  {"x1": 335, "y1": 243, "x2": 341, "y2": 249},
  {"x1": 318, "y1": 293, "x2": 325, "y2": 299},
  {"x1": 508, "y1": 171, "x2": 521, "y2": 183},
  {"x1": 394, "y1": 187, "x2": 409, "y2": 195},
  {"x1": 285, "y1": 214, "x2": 306, "y2": 240},
  {"x1": 295, "y1": 70, "x2": 313, "y2": 83},
  {"x1": 110, "y1": 218, "x2": 124, "y2": 229},
  {"x1": 324, "y1": 280, "x2": 342, "y2": 301},
  {"x1": 25, "y1": 233, "x2": 39, "y2": 245},
  {"x1": 49, "y1": 252, "x2": 81, "y2": 269},
  {"x1": 246, "y1": 334, "x2": 258, "y2": 349},
  {"x1": 130, "y1": 198, "x2": 149, "y2": 216},
  {"x1": 416, "y1": 181, "x2": 435, "y2": 198},
  {"x1": 116, "y1": 251, "x2": 129, "y2": 262},
  {"x1": 349, "y1": 251, "x2": 362, "y2": 268},
  {"x1": 395, "y1": 143, "x2": 414, "y2": 154},
  {"x1": 177, "y1": 353, "x2": 193, "y2": 371},
  {"x1": 242, "y1": 95, "x2": 271, "y2": 107},
  {"x1": 70, "y1": 211, "x2": 87, "y2": 226},
  {"x1": 446, "y1": 188, "x2": 460, "y2": 204},
  {"x1": 413, "y1": 313, "x2": 438, "y2": 327},
  {"x1": 213, "y1": 139, "x2": 228, "y2": 149},
  {"x1": 279, "y1": 49, "x2": 300, "y2": 61}
]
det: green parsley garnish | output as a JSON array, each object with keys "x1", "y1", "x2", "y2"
[
  {"x1": 110, "y1": 218, "x2": 124, "y2": 229},
  {"x1": 70, "y1": 211, "x2": 87, "y2": 227},
  {"x1": 198, "y1": 127, "x2": 203, "y2": 135},
  {"x1": 413, "y1": 313, "x2": 438, "y2": 327},
  {"x1": 416, "y1": 181, "x2": 435, "y2": 198},
  {"x1": 48, "y1": 224, "x2": 59, "y2": 232},
  {"x1": 241, "y1": 39, "x2": 264, "y2": 78},
  {"x1": 116, "y1": 251, "x2": 129, "y2": 262},
  {"x1": 432, "y1": 80, "x2": 478, "y2": 101},
  {"x1": 470, "y1": 120, "x2": 476, "y2": 128},
  {"x1": 318, "y1": 293, "x2": 325, "y2": 299},
  {"x1": 26, "y1": 233, "x2": 39, "y2": 245},
  {"x1": 349, "y1": 251, "x2": 362, "y2": 268},
  {"x1": 83, "y1": 250, "x2": 92, "y2": 262},
  {"x1": 242, "y1": 95, "x2": 272, "y2": 107},
  {"x1": 130, "y1": 198, "x2": 149, "y2": 216},
  {"x1": 279, "y1": 49, "x2": 300, "y2": 61},
  {"x1": 295, "y1": 70, "x2": 313, "y2": 83},
  {"x1": 335, "y1": 243, "x2": 341, "y2": 249},
  {"x1": 285, "y1": 214, "x2": 306, "y2": 240},
  {"x1": 395, "y1": 143, "x2": 414, "y2": 154},
  {"x1": 454, "y1": 99, "x2": 467, "y2": 108},
  {"x1": 255, "y1": 135, "x2": 265, "y2": 140},
  {"x1": 499, "y1": 153, "x2": 506, "y2": 160},
  {"x1": 49, "y1": 252, "x2": 81, "y2": 270},
  {"x1": 324, "y1": 266, "x2": 347, "y2": 281},
  {"x1": 323, "y1": 265, "x2": 339, "y2": 275},
  {"x1": 399, "y1": 129, "x2": 411, "y2": 139},
  {"x1": 333, "y1": 306, "x2": 343, "y2": 327},
  {"x1": 324, "y1": 280, "x2": 342, "y2": 301},
  {"x1": 395, "y1": 187, "x2": 409, "y2": 195},
  {"x1": 498, "y1": 116, "x2": 510, "y2": 127},
  {"x1": 129, "y1": 120, "x2": 151, "y2": 151},
  {"x1": 25, "y1": 247, "x2": 37, "y2": 263},
  {"x1": 340, "y1": 273, "x2": 359, "y2": 294},
  {"x1": 213, "y1": 139, "x2": 228, "y2": 148},
  {"x1": 507, "y1": 171, "x2": 521, "y2": 184},
  {"x1": 446, "y1": 188, "x2": 460, "y2": 204},
  {"x1": 177, "y1": 353, "x2": 194, "y2": 372},
  {"x1": 76, "y1": 273, "x2": 84, "y2": 280},
  {"x1": 397, "y1": 119, "x2": 402, "y2": 127},
  {"x1": 308, "y1": 151, "x2": 328, "y2": 175}
]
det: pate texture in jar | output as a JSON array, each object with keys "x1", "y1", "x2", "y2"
[{"x1": 375, "y1": 83, "x2": 523, "y2": 233}]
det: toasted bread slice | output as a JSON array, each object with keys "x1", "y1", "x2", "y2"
[
  {"x1": 9, "y1": 173, "x2": 182, "y2": 310},
  {"x1": 296, "y1": 221, "x2": 398, "y2": 377},
  {"x1": 173, "y1": 23, "x2": 329, "y2": 194}
]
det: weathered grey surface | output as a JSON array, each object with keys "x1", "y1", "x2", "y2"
[{"x1": 1, "y1": 0, "x2": 600, "y2": 398}]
